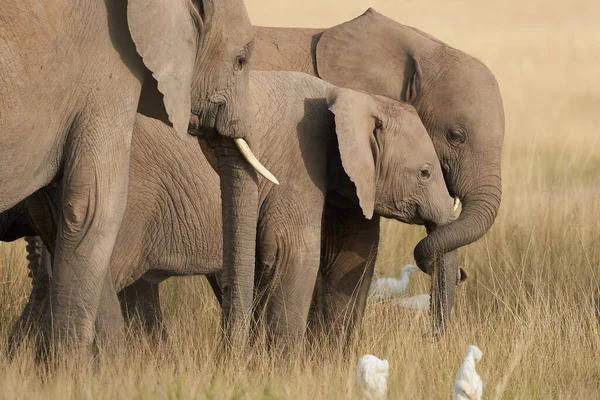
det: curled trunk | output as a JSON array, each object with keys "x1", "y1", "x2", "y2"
[
  {"x1": 414, "y1": 182, "x2": 501, "y2": 274},
  {"x1": 415, "y1": 176, "x2": 501, "y2": 336}
]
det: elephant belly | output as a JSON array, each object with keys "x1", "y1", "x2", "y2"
[
  {"x1": 110, "y1": 220, "x2": 223, "y2": 291},
  {"x1": 0, "y1": 101, "x2": 68, "y2": 211},
  {"x1": 147, "y1": 252, "x2": 222, "y2": 278}
]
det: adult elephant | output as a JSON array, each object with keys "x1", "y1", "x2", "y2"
[
  {"x1": 251, "y1": 8, "x2": 504, "y2": 327},
  {"x1": 9, "y1": 70, "x2": 458, "y2": 349},
  {"x1": 0, "y1": 0, "x2": 272, "y2": 354}
]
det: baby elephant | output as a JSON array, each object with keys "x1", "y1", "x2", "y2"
[{"x1": 15, "y1": 70, "x2": 457, "y2": 348}]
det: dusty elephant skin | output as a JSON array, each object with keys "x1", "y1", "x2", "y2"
[
  {"x1": 252, "y1": 8, "x2": 505, "y2": 281},
  {"x1": 0, "y1": 0, "x2": 256, "y2": 356},
  {"x1": 12, "y1": 70, "x2": 456, "y2": 349}
]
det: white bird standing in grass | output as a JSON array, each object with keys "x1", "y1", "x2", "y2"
[
  {"x1": 370, "y1": 264, "x2": 416, "y2": 301},
  {"x1": 356, "y1": 355, "x2": 389, "y2": 399},
  {"x1": 454, "y1": 345, "x2": 483, "y2": 400},
  {"x1": 393, "y1": 294, "x2": 430, "y2": 311}
]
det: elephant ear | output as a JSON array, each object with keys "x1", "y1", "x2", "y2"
[
  {"x1": 326, "y1": 87, "x2": 381, "y2": 220},
  {"x1": 128, "y1": 0, "x2": 207, "y2": 138},
  {"x1": 316, "y1": 8, "x2": 420, "y2": 102}
]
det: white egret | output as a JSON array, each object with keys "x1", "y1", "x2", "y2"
[
  {"x1": 393, "y1": 294, "x2": 430, "y2": 311},
  {"x1": 370, "y1": 264, "x2": 416, "y2": 301},
  {"x1": 454, "y1": 345, "x2": 483, "y2": 400},
  {"x1": 356, "y1": 354, "x2": 389, "y2": 399}
]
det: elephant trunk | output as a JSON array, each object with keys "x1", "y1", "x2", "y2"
[
  {"x1": 429, "y1": 249, "x2": 458, "y2": 337},
  {"x1": 211, "y1": 136, "x2": 259, "y2": 350},
  {"x1": 414, "y1": 172, "x2": 502, "y2": 274},
  {"x1": 415, "y1": 172, "x2": 500, "y2": 336}
]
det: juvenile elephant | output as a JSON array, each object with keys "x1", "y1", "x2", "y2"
[
  {"x1": 251, "y1": 8, "x2": 505, "y2": 283},
  {"x1": 14, "y1": 70, "x2": 457, "y2": 347},
  {"x1": 0, "y1": 0, "x2": 274, "y2": 353}
]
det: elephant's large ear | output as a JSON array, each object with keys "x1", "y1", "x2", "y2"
[
  {"x1": 326, "y1": 87, "x2": 381, "y2": 220},
  {"x1": 316, "y1": 8, "x2": 421, "y2": 102},
  {"x1": 128, "y1": 0, "x2": 209, "y2": 138}
]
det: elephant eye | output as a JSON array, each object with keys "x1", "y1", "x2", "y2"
[
  {"x1": 447, "y1": 129, "x2": 466, "y2": 145},
  {"x1": 373, "y1": 118, "x2": 383, "y2": 135},
  {"x1": 234, "y1": 55, "x2": 247, "y2": 72},
  {"x1": 419, "y1": 165, "x2": 432, "y2": 181}
]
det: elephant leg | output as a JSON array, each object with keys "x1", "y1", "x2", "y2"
[
  {"x1": 94, "y1": 271, "x2": 125, "y2": 351},
  {"x1": 9, "y1": 186, "x2": 62, "y2": 355},
  {"x1": 306, "y1": 271, "x2": 326, "y2": 345},
  {"x1": 258, "y1": 224, "x2": 322, "y2": 350},
  {"x1": 8, "y1": 236, "x2": 52, "y2": 355},
  {"x1": 316, "y1": 208, "x2": 380, "y2": 349},
  {"x1": 118, "y1": 279, "x2": 166, "y2": 342},
  {"x1": 42, "y1": 114, "x2": 134, "y2": 357}
]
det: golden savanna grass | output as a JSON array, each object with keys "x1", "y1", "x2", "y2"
[{"x1": 1, "y1": 0, "x2": 599, "y2": 398}]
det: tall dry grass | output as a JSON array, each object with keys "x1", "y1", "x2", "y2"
[{"x1": 1, "y1": 0, "x2": 599, "y2": 398}]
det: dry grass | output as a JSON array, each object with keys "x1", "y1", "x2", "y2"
[{"x1": 1, "y1": 0, "x2": 600, "y2": 398}]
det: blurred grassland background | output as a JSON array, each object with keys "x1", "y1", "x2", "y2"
[{"x1": 0, "y1": 0, "x2": 599, "y2": 398}]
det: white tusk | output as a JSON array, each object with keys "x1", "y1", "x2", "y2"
[
  {"x1": 453, "y1": 196, "x2": 461, "y2": 212},
  {"x1": 233, "y1": 138, "x2": 279, "y2": 185}
]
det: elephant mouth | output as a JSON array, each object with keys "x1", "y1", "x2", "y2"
[
  {"x1": 412, "y1": 206, "x2": 428, "y2": 226},
  {"x1": 440, "y1": 164, "x2": 461, "y2": 212},
  {"x1": 188, "y1": 96, "x2": 225, "y2": 136},
  {"x1": 382, "y1": 206, "x2": 425, "y2": 226},
  {"x1": 410, "y1": 215, "x2": 426, "y2": 225},
  {"x1": 187, "y1": 114, "x2": 205, "y2": 137}
]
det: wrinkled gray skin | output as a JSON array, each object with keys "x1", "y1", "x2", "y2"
[
  {"x1": 251, "y1": 8, "x2": 505, "y2": 332},
  {"x1": 12, "y1": 70, "x2": 455, "y2": 348},
  {"x1": 0, "y1": 0, "x2": 256, "y2": 353}
]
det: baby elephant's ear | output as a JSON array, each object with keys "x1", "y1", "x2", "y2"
[{"x1": 326, "y1": 87, "x2": 381, "y2": 219}]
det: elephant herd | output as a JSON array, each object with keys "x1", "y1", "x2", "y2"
[{"x1": 0, "y1": 1, "x2": 504, "y2": 359}]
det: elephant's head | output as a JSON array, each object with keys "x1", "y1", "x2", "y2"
[
  {"x1": 327, "y1": 87, "x2": 463, "y2": 334},
  {"x1": 316, "y1": 8, "x2": 505, "y2": 276},
  {"x1": 128, "y1": 0, "x2": 255, "y2": 142},
  {"x1": 326, "y1": 87, "x2": 454, "y2": 228}
]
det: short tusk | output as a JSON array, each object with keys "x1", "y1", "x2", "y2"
[
  {"x1": 233, "y1": 138, "x2": 279, "y2": 185},
  {"x1": 453, "y1": 196, "x2": 461, "y2": 212}
]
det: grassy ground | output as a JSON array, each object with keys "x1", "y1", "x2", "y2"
[{"x1": 1, "y1": 0, "x2": 599, "y2": 398}]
